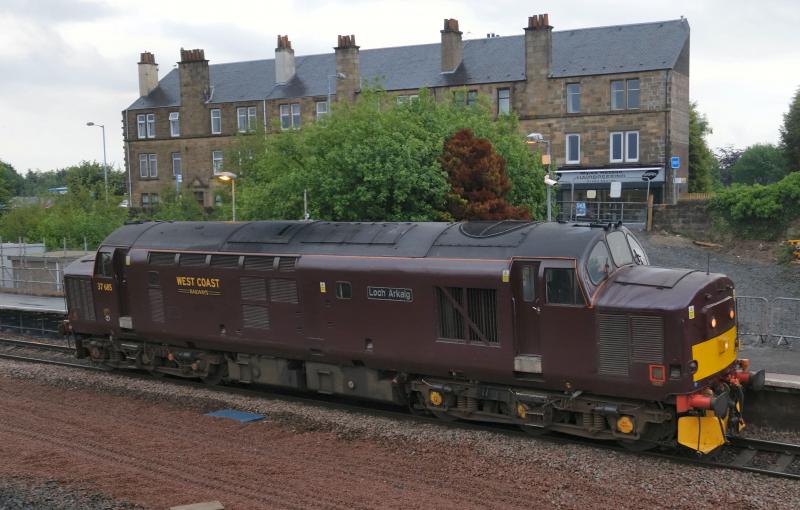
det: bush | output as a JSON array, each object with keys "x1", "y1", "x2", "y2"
[{"x1": 709, "y1": 172, "x2": 800, "y2": 239}]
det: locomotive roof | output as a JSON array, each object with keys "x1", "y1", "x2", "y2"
[{"x1": 101, "y1": 220, "x2": 610, "y2": 260}]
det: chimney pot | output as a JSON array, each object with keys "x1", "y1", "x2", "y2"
[
  {"x1": 137, "y1": 51, "x2": 159, "y2": 97},
  {"x1": 275, "y1": 34, "x2": 296, "y2": 84},
  {"x1": 440, "y1": 17, "x2": 463, "y2": 73}
]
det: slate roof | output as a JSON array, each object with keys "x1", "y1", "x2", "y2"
[{"x1": 127, "y1": 18, "x2": 689, "y2": 110}]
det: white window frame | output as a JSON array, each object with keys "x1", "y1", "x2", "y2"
[
  {"x1": 145, "y1": 113, "x2": 155, "y2": 138},
  {"x1": 210, "y1": 109, "x2": 221, "y2": 135},
  {"x1": 212, "y1": 150, "x2": 223, "y2": 174},
  {"x1": 625, "y1": 131, "x2": 639, "y2": 162},
  {"x1": 626, "y1": 79, "x2": 640, "y2": 110},
  {"x1": 291, "y1": 103, "x2": 301, "y2": 128},
  {"x1": 280, "y1": 104, "x2": 290, "y2": 130},
  {"x1": 566, "y1": 134, "x2": 581, "y2": 165},
  {"x1": 169, "y1": 112, "x2": 180, "y2": 137},
  {"x1": 237, "y1": 107, "x2": 248, "y2": 133},
  {"x1": 609, "y1": 131, "x2": 639, "y2": 163},
  {"x1": 497, "y1": 88, "x2": 510, "y2": 115},
  {"x1": 247, "y1": 106, "x2": 257, "y2": 131},
  {"x1": 566, "y1": 83, "x2": 581, "y2": 114},
  {"x1": 148, "y1": 153, "x2": 157, "y2": 177},
  {"x1": 138, "y1": 154, "x2": 148, "y2": 177},
  {"x1": 316, "y1": 100, "x2": 328, "y2": 120},
  {"x1": 172, "y1": 152, "x2": 181, "y2": 177},
  {"x1": 137, "y1": 114, "x2": 146, "y2": 139},
  {"x1": 610, "y1": 80, "x2": 625, "y2": 111},
  {"x1": 139, "y1": 153, "x2": 157, "y2": 178},
  {"x1": 609, "y1": 132, "x2": 624, "y2": 163},
  {"x1": 396, "y1": 94, "x2": 419, "y2": 105}
]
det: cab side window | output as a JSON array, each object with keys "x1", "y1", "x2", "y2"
[
  {"x1": 545, "y1": 268, "x2": 584, "y2": 305},
  {"x1": 522, "y1": 266, "x2": 536, "y2": 302},
  {"x1": 96, "y1": 252, "x2": 113, "y2": 277}
]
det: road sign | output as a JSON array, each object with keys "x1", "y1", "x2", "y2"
[
  {"x1": 610, "y1": 181, "x2": 622, "y2": 198},
  {"x1": 671, "y1": 156, "x2": 680, "y2": 169},
  {"x1": 575, "y1": 201, "x2": 587, "y2": 217},
  {"x1": 176, "y1": 174, "x2": 183, "y2": 183}
]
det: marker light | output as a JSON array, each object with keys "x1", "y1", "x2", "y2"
[
  {"x1": 710, "y1": 317, "x2": 717, "y2": 328},
  {"x1": 729, "y1": 309, "x2": 735, "y2": 320}
]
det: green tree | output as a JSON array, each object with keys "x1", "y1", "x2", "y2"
[
  {"x1": 709, "y1": 172, "x2": 800, "y2": 239},
  {"x1": 136, "y1": 184, "x2": 214, "y2": 221},
  {"x1": 688, "y1": 102, "x2": 715, "y2": 192},
  {"x1": 440, "y1": 128, "x2": 529, "y2": 220},
  {"x1": 235, "y1": 88, "x2": 546, "y2": 222},
  {"x1": 729, "y1": 143, "x2": 788, "y2": 185},
  {"x1": 780, "y1": 86, "x2": 800, "y2": 171}
]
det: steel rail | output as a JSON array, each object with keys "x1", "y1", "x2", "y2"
[
  {"x1": 0, "y1": 350, "x2": 798, "y2": 480},
  {"x1": 0, "y1": 337, "x2": 75, "y2": 353}
]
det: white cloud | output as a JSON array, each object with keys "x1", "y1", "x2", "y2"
[{"x1": 0, "y1": 0, "x2": 798, "y2": 172}]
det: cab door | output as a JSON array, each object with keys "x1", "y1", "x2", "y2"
[
  {"x1": 511, "y1": 260, "x2": 542, "y2": 374},
  {"x1": 92, "y1": 249, "x2": 117, "y2": 329},
  {"x1": 93, "y1": 247, "x2": 130, "y2": 331}
]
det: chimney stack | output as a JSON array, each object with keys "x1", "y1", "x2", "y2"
[
  {"x1": 440, "y1": 18, "x2": 463, "y2": 73},
  {"x1": 275, "y1": 35, "x2": 295, "y2": 84},
  {"x1": 137, "y1": 51, "x2": 158, "y2": 97},
  {"x1": 334, "y1": 34, "x2": 360, "y2": 103},
  {"x1": 178, "y1": 48, "x2": 210, "y2": 136},
  {"x1": 524, "y1": 14, "x2": 553, "y2": 82}
]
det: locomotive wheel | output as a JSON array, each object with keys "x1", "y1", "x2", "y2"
[
  {"x1": 201, "y1": 364, "x2": 226, "y2": 386},
  {"x1": 407, "y1": 393, "x2": 428, "y2": 417},
  {"x1": 618, "y1": 421, "x2": 672, "y2": 452}
]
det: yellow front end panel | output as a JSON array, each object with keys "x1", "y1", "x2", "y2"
[
  {"x1": 691, "y1": 326, "x2": 737, "y2": 381},
  {"x1": 677, "y1": 413, "x2": 726, "y2": 454}
]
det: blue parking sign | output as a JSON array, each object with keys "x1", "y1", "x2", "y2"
[{"x1": 671, "y1": 156, "x2": 680, "y2": 169}]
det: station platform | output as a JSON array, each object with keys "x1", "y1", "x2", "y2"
[
  {"x1": 0, "y1": 292, "x2": 66, "y2": 314},
  {"x1": 740, "y1": 344, "x2": 800, "y2": 392}
]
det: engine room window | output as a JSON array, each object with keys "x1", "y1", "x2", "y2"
[
  {"x1": 522, "y1": 265, "x2": 536, "y2": 302},
  {"x1": 587, "y1": 242, "x2": 613, "y2": 285},
  {"x1": 96, "y1": 252, "x2": 113, "y2": 277},
  {"x1": 545, "y1": 268, "x2": 584, "y2": 305},
  {"x1": 336, "y1": 281, "x2": 352, "y2": 300},
  {"x1": 606, "y1": 231, "x2": 633, "y2": 267},
  {"x1": 627, "y1": 235, "x2": 649, "y2": 265}
]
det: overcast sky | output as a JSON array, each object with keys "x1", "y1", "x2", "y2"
[{"x1": 1, "y1": 0, "x2": 799, "y2": 173}]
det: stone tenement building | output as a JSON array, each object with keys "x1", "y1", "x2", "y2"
[{"x1": 123, "y1": 14, "x2": 690, "y2": 210}]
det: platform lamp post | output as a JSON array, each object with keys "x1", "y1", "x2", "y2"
[
  {"x1": 216, "y1": 171, "x2": 238, "y2": 222},
  {"x1": 85, "y1": 122, "x2": 109, "y2": 205},
  {"x1": 526, "y1": 133, "x2": 554, "y2": 222}
]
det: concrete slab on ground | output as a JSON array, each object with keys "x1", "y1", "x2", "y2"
[{"x1": 0, "y1": 292, "x2": 66, "y2": 314}]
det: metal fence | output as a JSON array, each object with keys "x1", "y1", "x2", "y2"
[
  {"x1": 0, "y1": 240, "x2": 90, "y2": 296},
  {"x1": 737, "y1": 296, "x2": 800, "y2": 347},
  {"x1": 557, "y1": 201, "x2": 648, "y2": 225}
]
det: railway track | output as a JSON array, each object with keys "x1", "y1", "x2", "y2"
[
  {"x1": 1, "y1": 344, "x2": 798, "y2": 480},
  {"x1": 0, "y1": 336, "x2": 76, "y2": 354}
]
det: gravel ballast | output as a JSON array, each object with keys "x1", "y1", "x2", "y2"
[{"x1": 0, "y1": 359, "x2": 798, "y2": 509}]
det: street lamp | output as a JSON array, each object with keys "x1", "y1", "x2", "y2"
[
  {"x1": 216, "y1": 171, "x2": 238, "y2": 222},
  {"x1": 526, "y1": 132, "x2": 554, "y2": 222},
  {"x1": 86, "y1": 121, "x2": 109, "y2": 205},
  {"x1": 327, "y1": 73, "x2": 346, "y2": 112}
]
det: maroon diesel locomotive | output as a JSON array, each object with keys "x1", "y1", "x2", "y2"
[{"x1": 62, "y1": 220, "x2": 764, "y2": 453}]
